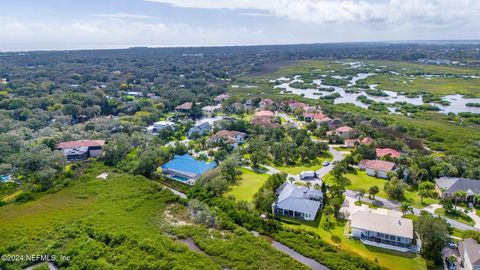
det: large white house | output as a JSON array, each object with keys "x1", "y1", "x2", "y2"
[
  {"x1": 459, "y1": 238, "x2": 480, "y2": 270},
  {"x1": 349, "y1": 210, "x2": 415, "y2": 253},
  {"x1": 272, "y1": 183, "x2": 323, "y2": 221},
  {"x1": 146, "y1": 121, "x2": 175, "y2": 134}
]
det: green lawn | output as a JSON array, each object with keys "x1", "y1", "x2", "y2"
[
  {"x1": 279, "y1": 214, "x2": 427, "y2": 270},
  {"x1": 273, "y1": 153, "x2": 333, "y2": 175},
  {"x1": 324, "y1": 169, "x2": 439, "y2": 208},
  {"x1": 226, "y1": 168, "x2": 269, "y2": 202},
  {"x1": 434, "y1": 208, "x2": 475, "y2": 226}
]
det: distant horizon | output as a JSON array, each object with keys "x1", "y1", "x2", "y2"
[
  {"x1": 2, "y1": 0, "x2": 479, "y2": 53},
  {"x1": 1, "y1": 39, "x2": 480, "y2": 53}
]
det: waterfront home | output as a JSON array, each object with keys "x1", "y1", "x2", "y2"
[
  {"x1": 350, "y1": 210, "x2": 415, "y2": 252},
  {"x1": 272, "y1": 183, "x2": 323, "y2": 221},
  {"x1": 303, "y1": 112, "x2": 331, "y2": 124},
  {"x1": 161, "y1": 154, "x2": 217, "y2": 185}
]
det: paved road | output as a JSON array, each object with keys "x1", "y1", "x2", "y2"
[{"x1": 277, "y1": 112, "x2": 301, "y2": 129}]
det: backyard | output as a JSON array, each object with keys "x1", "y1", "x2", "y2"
[
  {"x1": 323, "y1": 169, "x2": 439, "y2": 208},
  {"x1": 225, "y1": 168, "x2": 269, "y2": 202},
  {"x1": 273, "y1": 153, "x2": 333, "y2": 175},
  {"x1": 278, "y1": 213, "x2": 428, "y2": 270}
]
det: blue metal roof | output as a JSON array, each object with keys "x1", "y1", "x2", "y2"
[{"x1": 161, "y1": 154, "x2": 217, "y2": 176}]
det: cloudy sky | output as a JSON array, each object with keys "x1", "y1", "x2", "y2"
[{"x1": 0, "y1": 0, "x2": 479, "y2": 51}]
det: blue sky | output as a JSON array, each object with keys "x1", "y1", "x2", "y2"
[{"x1": 0, "y1": 0, "x2": 479, "y2": 51}]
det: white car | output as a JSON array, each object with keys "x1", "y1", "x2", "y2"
[{"x1": 323, "y1": 161, "x2": 330, "y2": 166}]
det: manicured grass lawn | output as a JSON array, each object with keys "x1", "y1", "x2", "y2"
[
  {"x1": 226, "y1": 168, "x2": 269, "y2": 202},
  {"x1": 324, "y1": 169, "x2": 439, "y2": 208},
  {"x1": 279, "y1": 215, "x2": 427, "y2": 270},
  {"x1": 273, "y1": 153, "x2": 333, "y2": 175},
  {"x1": 434, "y1": 208, "x2": 475, "y2": 226}
]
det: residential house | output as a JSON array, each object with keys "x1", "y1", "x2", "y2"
[
  {"x1": 344, "y1": 139, "x2": 360, "y2": 148},
  {"x1": 287, "y1": 100, "x2": 307, "y2": 111},
  {"x1": 255, "y1": 110, "x2": 275, "y2": 118},
  {"x1": 214, "y1": 93, "x2": 229, "y2": 103},
  {"x1": 202, "y1": 105, "x2": 221, "y2": 117},
  {"x1": 208, "y1": 130, "x2": 246, "y2": 149},
  {"x1": 56, "y1": 140, "x2": 105, "y2": 162},
  {"x1": 251, "y1": 116, "x2": 280, "y2": 128},
  {"x1": 327, "y1": 126, "x2": 355, "y2": 139},
  {"x1": 188, "y1": 122, "x2": 212, "y2": 137},
  {"x1": 161, "y1": 154, "x2": 217, "y2": 185},
  {"x1": 328, "y1": 118, "x2": 344, "y2": 129},
  {"x1": 376, "y1": 148, "x2": 401, "y2": 159},
  {"x1": 175, "y1": 102, "x2": 193, "y2": 113},
  {"x1": 272, "y1": 183, "x2": 323, "y2": 221},
  {"x1": 303, "y1": 106, "x2": 317, "y2": 113},
  {"x1": 259, "y1": 99, "x2": 274, "y2": 110},
  {"x1": 435, "y1": 177, "x2": 480, "y2": 203},
  {"x1": 349, "y1": 210, "x2": 415, "y2": 252},
  {"x1": 146, "y1": 121, "x2": 175, "y2": 134},
  {"x1": 360, "y1": 137, "x2": 375, "y2": 146},
  {"x1": 459, "y1": 238, "x2": 480, "y2": 270},
  {"x1": 303, "y1": 112, "x2": 331, "y2": 124},
  {"x1": 126, "y1": 91, "x2": 143, "y2": 97},
  {"x1": 359, "y1": 159, "x2": 396, "y2": 179}
]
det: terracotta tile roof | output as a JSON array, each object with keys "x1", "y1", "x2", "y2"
[
  {"x1": 344, "y1": 139, "x2": 360, "y2": 147},
  {"x1": 254, "y1": 110, "x2": 275, "y2": 117},
  {"x1": 336, "y1": 126, "x2": 353, "y2": 132},
  {"x1": 376, "y1": 148, "x2": 401, "y2": 158},
  {"x1": 360, "y1": 137, "x2": 374, "y2": 145},
  {"x1": 215, "y1": 130, "x2": 245, "y2": 137},
  {"x1": 360, "y1": 159, "x2": 396, "y2": 172},
  {"x1": 57, "y1": 140, "x2": 105, "y2": 149},
  {"x1": 175, "y1": 102, "x2": 193, "y2": 110}
]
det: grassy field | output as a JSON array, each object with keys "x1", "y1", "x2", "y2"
[
  {"x1": 434, "y1": 208, "x2": 475, "y2": 226},
  {"x1": 273, "y1": 153, "x2": 333, "y2": 175},
  {"x1": 0, "y1": 163, "x2": 305, "y2": 270},
  {"x1": 324, "y1": 170, "x2": 439, "y2": 208},
  {"x1": 279, "y1": 214, "x2": 428, "y2": 270},
  {"x1": 363, "y1": 74, "x2": 480, "y2": 96},
  {"x1": 226, "y1": 168, "x2": 269, "y2": 202}
]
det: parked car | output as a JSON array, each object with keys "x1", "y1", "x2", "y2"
[
  {"x1": 448, "y1": 241, "x2": 458, "y2": 249},
  {"x1": 323, "y1": 161, "x2": 330, "y2": 166}
]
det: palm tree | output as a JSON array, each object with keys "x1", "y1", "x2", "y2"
[
  {"x1": 399, "y1": 202, "x2": 414, "y2": 217},
  {"x1": 355, "y1": 188, "x2": 365, "y2": 203},
  {"x1": 324, "y1": 205, "x2": 335, "y2": 231},
  {"x1": 453, "y1": 190, "x2": 467, "y2": 210}
]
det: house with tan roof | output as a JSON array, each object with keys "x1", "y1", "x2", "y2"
[
  {"x1": 259, "y1": 99, "x2": 274, "y2": 109},
  {"x1": 214, "y1": 93, "x2": 229, "y2": 102},
  {"x1": 208, "y1": 130, "x2": 246, "y2": 149},
  {"x1": 360, "y1": 137, "x2": 374, "y2": 146},
  {"x1": 326, "y1": 126, "x2": 355, "y2": 139},
  {"x1": 303, "y1": 112, "x2": 331, "y2": 124},
  {"x1": 175, "y1": 102, "x2": 193, "y2": 112},
  {"x1": 376, "y1": 148, "x2": 401, "y2": 159},
  {"x1": 359, "y1": 159, "x2": 396, "y2": 179},
  {"x1": 254, "y1": 110, "x2": 275, "y2": 118},
  {"x1": 349, "y1": 210, "x2": 415, "y2": 252}
]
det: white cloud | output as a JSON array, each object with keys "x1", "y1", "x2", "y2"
[
  {"x1": 93, "y1": 13, "x2": 158, "y2": 19},
  {"x1": 146, "y1": 0, "x2": 480, "y2": 27}
]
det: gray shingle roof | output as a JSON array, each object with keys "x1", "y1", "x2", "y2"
[
  {"x1": 459, "y1": 238, "x2": 480, "y2": 266},
  {"x1": 436, "y1": 177, "x2": 480, "y2": 195},
  {"x1": 274, "y1": 183, "x2": 322, "y2": 215}
]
